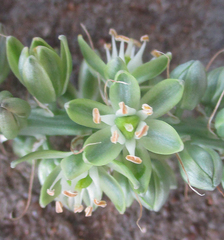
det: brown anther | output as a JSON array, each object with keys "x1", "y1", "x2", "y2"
[
  {"x1": 142, "y1": 104, "x2": 153, "y2": 115},
  {"x1": 94, "y1": 199, "x2": 107, "y2": 208},
  {"x1": 93, "y1": 108, "x2": 101, "y2": 124},
  {"x1": 119, "y1": 102, "x2": 128, "y2": 114},
  {"x1": 110, "y1": 130, "x2": 119, "y2": 144},
  {"x1": 133, "y1": 39, "x2": 141, "y2": 48},
  {"x1": 62, "y1": 190, "x2": 78, "y2": 197},
  {"x1": 135, "y1": 125, "x2": 149, "y2": 138},
  {"x1": 47, "y1": 189, "x2": 55, "y2": 196},
  {"x1": 140, "y1": 35, "x2": 149, "y2": 42},
  {"x1": 55, "y1": 201, "x2": 63, "y2": 213},
  {"x1": 104, "y1": 43, "x2": 112, "y2": 50},
  {"x1": 115, "y1": 35, "x2": 130, "y2": 43},
  {"x1": 151, "y1": 49, "x2": 162, "y2": 58},
  {"x1": 85, "y1": 206, "x2": 93, "y2": 217},
  {"x1": 109, "y1": 28, "x2": 117, "y2": 37},
  {"x1": 74, "y1": 205, "x2": 84, "y2": 213},
  {"x1": 126, "y1": 155, "x2": 142, "y2": 164},
  {"x1": 124, "y1": 123, "x2": 134, "y2": 132}
]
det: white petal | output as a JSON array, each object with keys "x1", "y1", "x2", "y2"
[
  {"x1": 115, "y1": 106, "x2": 136, "y2": 117},
  {"x1": 101, "y1": 114, "x2": 116, "y2": 125},
  {"x1": 111, "y1": 125, "x2": 126, "y2": 144},
  {"x1": 119, "y1": 41, "x2": 125, "y2": 61},
  {"x1": 125, "y1": 138, "x2": 136, "y2": 156}
]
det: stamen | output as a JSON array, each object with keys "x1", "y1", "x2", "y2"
[
  {"x1": 109, "y1": 28, "x2": 118, "y2": 59},
  {"x1": 47, "y1": 189, "x2": 55, "y2": 196},
  {"x1": 140, "y1": 35, "x2": 149, "y2": 42},
  {"x1": 94, "y1": 199, "x2": 107, "y2": 208},
  {"x1": 151, "y1": 49, "x2": 162, "y2": 58},
  {"x1": 104, "y1": 43, "x2": 112, "y2": 62},
  {"x1": 119, "y1": 102, "x2": 128, "y2": 114},
  {"x1": 109, "y1": 28, "x2": 117, "y2": 37},
  {"x1": 115, "y1": 35, "x2": 130, "y2": 43},
  {"x1": 124, "y1": 123, "x2": 134, "y2": 132},
  {"x1": 85, "y1": 206, "x2": 93, "y2": 217},
  {"x1": 62, "y1": 190, "x2": 78, "y2": 197},
  {"x1": 74, "y1": 205, "x2": 84, "y2": 213},
  {"x1": 135, "y1": 125, "x2": 149, "y2": 138},
  {"x1": 126, "y1": 155, "x2": 142, "y2": 164},
  {"x1": 133, "y1": 39, "x2": 141, "y2": 48},
  {"x1": 110, "y1": 130, "x2": 119, "y2": 143},
  {"x1": 92, "y1": 108, "x2": 101, "y2": 124},
  {"x1": 55, "y1": 201, "x2": 63, "y2": 213},
  {"x1": 142, "y1": 104, "x2": 153, "y2": 115}
]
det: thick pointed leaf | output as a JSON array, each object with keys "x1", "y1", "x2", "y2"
[
  {"x1": 124, "y1": 146, "x2": 152, "y2": 194},
  {"x1": 108, "y1": 160, "x2": 140, "y2": 189},
  {"x1": 140, "y1": 119, "x2": 183, "y2": 155},
  {"x1": 99, "y1": 167, "x2": 126, "y2": 214},
  {"x1": 39, "y1": 165, "x2": 62, "y2": 207},
  {"x1": 78, "y1": 35, "x2": 106, "y2": 77},
  {"x1": 65, "y1": 98, "x2": 114, "y2": 129},
  {"x1": 83, "y1": 127, "x2": 123, "y2": 166},
  {"x1": 110, "y1": 70, "x2": 140, "y2": 110},
  {"x1": 140, "y1": 79, "x2": 184, "y2": 118},
  {"x1": 170, "y1": 60, "x2": 194, "y2": 79},
  {"x1": 11, "y1": 150, "x2": 72, "y2": 168},
  {"x1": 61, "y1": 153, "x2": 91, "y2": 180},
  {"x1": 215, "y1": 108, "x2": 224, "y2": 138},
  {"x1": 6, "y1": 36, "x2": 24, "y2": 81},
  {"x1": 132, "y1": 53, "x2": 172, "y2": 84},
  {"x1": 18, "y1": 47, "x2": 29, "y2": 85},
  {"x1": 22, "y1": 56, "x2": 56, "y2": 103},
  {"x1": 34, "y1": 46, "x2": 63, "y2": 96},
  {"x1": 30, "y1": 37, "x2": 54, "y2": 52},
  {"x1": 59, "y1": 35, "x2": 72, "y2": 94}
]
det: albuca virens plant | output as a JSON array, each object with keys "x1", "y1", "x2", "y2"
[{"x1": 1, "y1": 24, "x2": 224, "y2": 221}]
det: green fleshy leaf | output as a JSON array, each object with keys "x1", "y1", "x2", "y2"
[
  {"x1": 0, "y1": 90, "x2": 13, "y2": 102},
  {"x1": 124, "y1": 146, "x2": 152, "y2": 194},
  {"x1": 132, "y1": 53, "x2": 172, "y2": 84},
  {"x1": 78, "y1": 60, "x2": 99, "y2": 100},
  {"x1": 104, "y1": 57, "x2": 128, "y2": 80},
  {"x1": 78, "y1": 35, "x2": 106, "y2": 77},
  {"x1": 140, "y1": 159, "x2": 174, "y2": 211},
  {"x1": 34, "y1": 46, "x2": 63, "y2": 96},
  {"x1": 11, "y1": 150, "x2": 72, "y2": 168},
  {"x1": 139, "y1": 119, "x2": 184, "y2": 155},
  {"x1": 212, "y1": 68, "x2": 224, "y2": 105},
  {"x1": 39, "y1": 165, "x2": 62, "y2": 207},
  {"x1": 58, "y1": 35, "x2": 72, "y2": 94},
  {"x1": 65, "y1": 98, "x2": 114, "y2": 129},
  {"x1": 75, "y1": 175, "x2": 93, "y2": 191},
  {"x1": 110, "y1": 70, "x2": 140, "y2": 110},
  {"x1": 170, "y1": 60, "x2": 194, "y2": 79},
  {"x1": 22, "y1": 56, "x2": 56, "y2": 103},
  {"x1": 179, "y1": 143, "x2": 222, "y2": 190},
  {"x1": 140, "y1": 79, "x2": 184, "y2": 118},
  {"x1": 99, "y1": 167, "x2": 126, "y2": 214},
  {"x1": 18, "y1": 47, "x2": 29, "y2": 85},
  {"x1": 30, "y1": 37, "x2": 54, "y2": 53},
  {"x1": 60, "y1": 153, "x2": 91, "y2": 180},
  {"x1": 83, "y1": 127, "x2": 123, "y2": 166},
  {"x1": 215, "y1": 108, "x2": 224, "y2": 138},
  {"x1": 108, "y1": 160, "x2": 140, "y2": 189},
  {"x1": 6, "y1": 36, "x2": 24, "y2": 81}
]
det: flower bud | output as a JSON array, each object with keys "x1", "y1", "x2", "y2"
[
  {"x1": 170, "y1": 60, "x2": 207, "y2": 110},
  {"x1": 0, "y1": 23, "x2": 10, "y2": 83},
  {"x1": 215, "y1": 108, "x2": 224, "y2": 138},
  {"x1": 6, "y1": 35, "x2": 72, "y2": 103},
  {"x1": 179, "y1": 142, "x2": 222, "y2": 190},
  {"x1": 0, "y1": 91, "x2": 31, "y2": 139}
]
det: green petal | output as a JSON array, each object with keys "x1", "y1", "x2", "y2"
[
  {"x1": 6, "y1": 36, "x2": 24, "y2": 81},
  {"x1": 108, "y1": 160, "x2": 140, "y2": 189},
  {"x1": 58, "y1": 35, "x2": 72, "y2": 94},
  {"x1": 132, "y1": 52, "x2": 172, "y2": 84},
  {"x1": 60, "y1": 153, "x2": 91, "y2": 180},
  {"x1": 78, "y1": 35, "x2": 106, "y2": 77},
  {"x1": 11, "y1": 150, "x2": 72, "y2": 168},
  {"x1": 139, "y1": 119, "x2": 184, "y2": 155},
  {"x1": 124, "y1": 146, "x2": 152, "y2": 194},
  {"x1": 109, "y1": 70, "x2": 140, "y2": 110},
  {"x1": 140, "y1": 79, "x2": 184, "y2": 118},
  {"x1": 83, "y1": 127, "x2": 123, "y2": 166},
  {"x1": 65, "y1": 98, "x2": 114, "y2": 129},
  {"x1": 34, "y1": 46, "x2": 63, "y2": 96},
  {"x1": 39, "y1": 165, "x2": 62, "y2": 207},
  {"x1": 99, "y1": 167, "x2": 126, "y2": 214},
  {"x1": 22, "y1": 56, "x2": 56, "y2": 103}
]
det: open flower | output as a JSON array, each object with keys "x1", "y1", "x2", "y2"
[{"x1": 65, "y1": 70, "x2": 184, "y2": 166}]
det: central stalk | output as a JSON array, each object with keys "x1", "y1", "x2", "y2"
[{"x1": 114, "y1": 115, "x2": 140, "y2": 139}]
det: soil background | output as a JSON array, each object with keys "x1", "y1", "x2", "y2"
[{"x1": 1, "y1": 0, "x2": 224, "y2": 239}]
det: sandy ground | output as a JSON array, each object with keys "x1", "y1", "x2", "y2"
[{"x1": 1, "y1": 0, "x2": 224, "y2": 239}]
